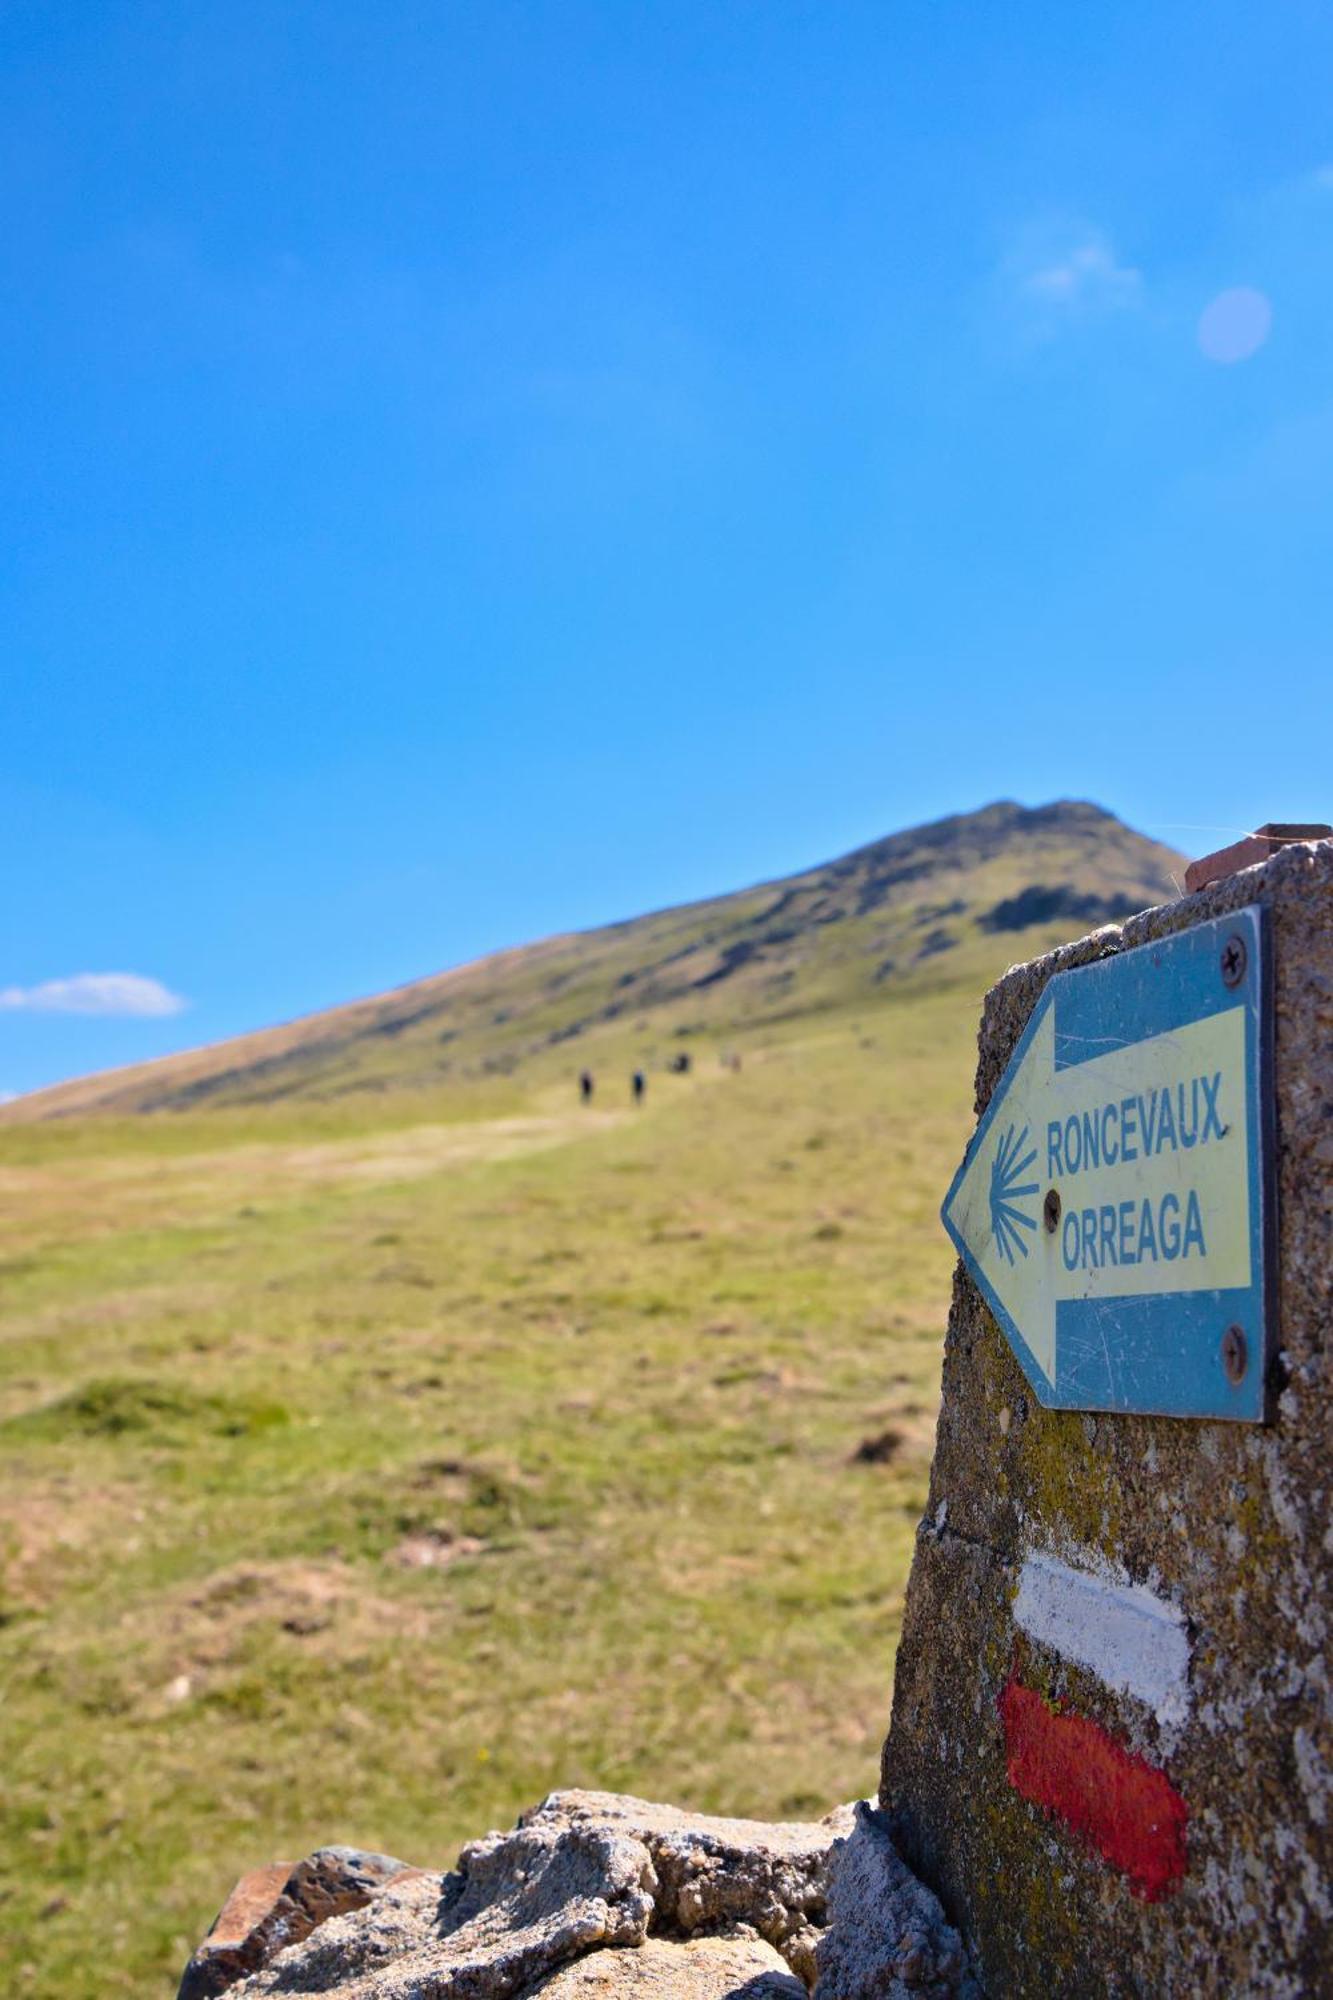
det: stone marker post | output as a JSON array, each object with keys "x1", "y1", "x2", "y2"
[{"x1": 880, "y1": 839, "x2": 1332, "y2": 1996}]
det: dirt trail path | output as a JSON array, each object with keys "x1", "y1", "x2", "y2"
[{"x1": 0, "y1": 1109, "x2": 627, "y2": 1249}]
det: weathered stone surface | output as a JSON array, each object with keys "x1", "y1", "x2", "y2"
[
  {"x1": 881, "y1": 840, "x2": 1333, "y2": 1996},
  {"x1": 222, "y1": 1817, "x2": 655, "y2": 1997},
  {"x1": 178, "y1": 1848, "x2": 416, "y2": 1998},
  {"x1": 526, "y1": 1934, "x2": 805, "y2": 1995},
  {"x1": 518, "y1": 1790, "x2": 855, "y2": 1979},
  {"x1": 194, "y1": 1791, "x2": 854, "y2": 1998},
  {"x1": 813, "y1": 1802, "x2": 976, "y2": 1998}
]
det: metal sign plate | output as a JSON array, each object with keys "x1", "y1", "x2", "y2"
[{"x1": 941, "y1": 906, "x2": 1272, "y2": 1420}]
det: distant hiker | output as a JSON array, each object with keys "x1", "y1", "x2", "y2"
[
  {"x1": 579, "y1": 1070, "x2": 594, "y2": 1103},
  {"x1": 632, "y1": 1070, "x2": 646, "y2": 1104},
  {"x1": 668, "y1": 1051, "x2": 691, "y2": 1074}
]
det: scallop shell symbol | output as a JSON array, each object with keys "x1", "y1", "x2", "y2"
[{"x1": 989, "y1": 1122, "x2": 1039, "y2": 1266}]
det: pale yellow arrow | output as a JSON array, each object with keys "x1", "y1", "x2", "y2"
[{"x1": 943, "y1": 1003, "x2": 1251, "y2": 1389}]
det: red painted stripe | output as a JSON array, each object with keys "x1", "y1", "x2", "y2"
[{"x1": 999, "y1": 1677, "x2": 1188, "y2": 1900}]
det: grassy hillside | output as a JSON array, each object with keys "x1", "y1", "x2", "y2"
[
  {"x1": 0, "y1": 802, "x2": 1182, "y2": 1997},
  {"x1": 2, "y1": 799, "x2": 1180, "y2": 1122}
]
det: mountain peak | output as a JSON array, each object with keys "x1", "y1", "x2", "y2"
[{"x1": 3, "y1": 800, "x2": 1182, "y2": 1121}]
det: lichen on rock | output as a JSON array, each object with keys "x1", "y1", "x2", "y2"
[
  {"x1": 181, "y1": 1790, "x2": 954, "y2": 1999},
  {"x1": 526, "y1": 1934, "x2": 806, "y2": 1996},
  {"x1": 813, "y1": 1802, "x2": 976, "y2": 1999},
  {"x1": 178, "y1": 1847, "x2": 421, "y2": 1999}
]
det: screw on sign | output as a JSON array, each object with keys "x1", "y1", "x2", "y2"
[
  {"x1": 1220, "y1": 1322, "x2": 1247, "y2": 1384},
  {"x1": 1220, "y1": 933, "x2": 1247, "y2": 988}
]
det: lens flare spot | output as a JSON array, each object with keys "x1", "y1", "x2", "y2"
[{"x1": 1198, "y1": 287, "x2": 1272, "y2": 364}]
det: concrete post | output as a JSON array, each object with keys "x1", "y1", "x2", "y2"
[{"x1": 880, "y1": 839, "x2": 1332, "y2": 1995}]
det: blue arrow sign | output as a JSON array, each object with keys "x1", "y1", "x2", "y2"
[{"x1": 942, "y1": 906, "x2": 1272, "y2": 1420}]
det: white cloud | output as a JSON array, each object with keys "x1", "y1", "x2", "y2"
[
  {"x1": 1023, "y1": 232, "x2": 1142, "y2": 312},
  {"x1": 0, "y1": 973, "x2": 187, "y2": 1018}
]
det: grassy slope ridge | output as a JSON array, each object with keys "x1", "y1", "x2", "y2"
[
  {"x1": 0, "y1": 801, "x2": 1182, "y2": 1998},
  {"x1": 2, "y1": 799, "x2": 1180, "y2": 1120}
]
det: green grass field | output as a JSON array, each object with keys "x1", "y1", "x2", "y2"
[
  {"x1": 0, "y1": 804, "x2": 1184, "y2": 1995},
  {"x1": 0, "y1": 981, "x2": 981, "y2": 1998}
]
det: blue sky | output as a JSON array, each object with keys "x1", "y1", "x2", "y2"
[{"x1": 3, "y1": 2, "x2": 1331, "y2": 1096}]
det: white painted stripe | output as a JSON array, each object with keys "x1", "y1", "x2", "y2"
[{"x1": 1014, "y1": 1550, "x2": 1191, "y2": 1725}]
